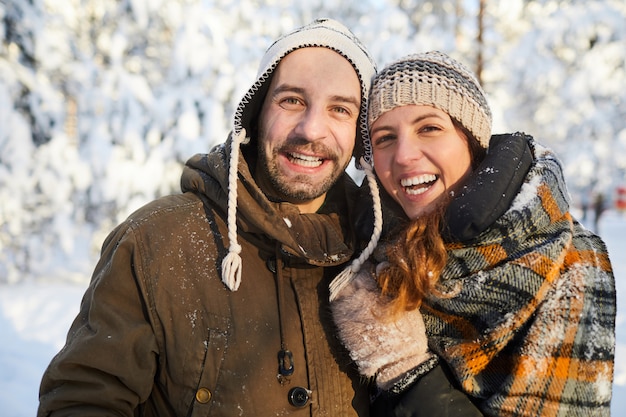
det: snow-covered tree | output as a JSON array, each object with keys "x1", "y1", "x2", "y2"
[
  {"x1": 488, "y1": 0, "x2": 626, "y2": 202},
  {"x1": 1, "y1": 0, "x2": 624, "y2": 283}
]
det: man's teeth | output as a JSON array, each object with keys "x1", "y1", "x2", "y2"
[
  {"x1": 289, "y1": 152, "x2": 323, "y2": 167},
  {"x1": 400, "y1": 174, "x2": 436, "y2": 195}
]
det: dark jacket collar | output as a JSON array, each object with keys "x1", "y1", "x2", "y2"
[
  {"x1": 443, "y1": 132, "x2": 533, "y2": 242},
  {"x1": 180, "y1": 136, "x2": 357, "y2": 266}
]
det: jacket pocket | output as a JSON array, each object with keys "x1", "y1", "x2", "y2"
[{"x1": 186, "y1": 312, "x2": 231, "y2": 417}]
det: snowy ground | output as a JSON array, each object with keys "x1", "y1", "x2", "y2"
[{"x1": 1, "y1": 211, "x2": 625, "y2": 417}]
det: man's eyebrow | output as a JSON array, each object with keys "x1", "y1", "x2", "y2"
[
  {"x1": 331, "y1": 94, "x2": 360, "y2": 108},
  {"x1": 271, "y1": 84, "x2": 360, "y2": 107},
  {"x1": 271, "y1": 84, "x2": 305, "y2": 96}
]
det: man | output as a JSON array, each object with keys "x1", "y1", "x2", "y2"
[{"x1": 38, "y1": 19, "x2": 377, "y2": 416}]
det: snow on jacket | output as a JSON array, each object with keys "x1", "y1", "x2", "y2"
[
  {"x1": 423, "y1": 133, "x2": 616, "y2": 416},
  {"x1": 37, "y1": 135, "x2": 370, "y2": 417}
]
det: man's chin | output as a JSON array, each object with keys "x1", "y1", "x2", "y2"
[
  {"x1": 280, "y1": 184, "x2": 326, "y2": 202},
  {"x1": 268, "y1": 163, "x2": 343, "y2": 202},
  {"x1": 275, "y1": 175, "x2": 337, "y2": 200}
]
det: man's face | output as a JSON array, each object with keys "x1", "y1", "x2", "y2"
[{"x1": 256, "y1": 47, "x2": 361, "y2": 213}]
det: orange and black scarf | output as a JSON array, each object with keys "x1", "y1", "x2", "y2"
[{"x1": 424, "y1": 136, "x2": 616, "y2": 416}]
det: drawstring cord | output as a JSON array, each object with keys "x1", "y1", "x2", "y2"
[
  {"x1": 221, "y1": 129, "x2": 247, "y2": 291},
  {"x1": 329, "y1": 157, "x2": 382, "y2": 301},
  {"x1": 274, "y1": 246, "x2": 294, "y2": 385}
]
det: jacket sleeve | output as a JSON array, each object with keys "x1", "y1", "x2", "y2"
[
  {"x1": 38, "y1": 222, "x2": 159, "y2": 417},
  {"x1": 370, "y1": 362, "x2": 484, "y2": 417}
]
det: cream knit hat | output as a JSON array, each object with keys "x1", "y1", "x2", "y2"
[
  {"x1": 222, "y1": 19, "x2": 379, "y2": 291},
  {"x1": 367, "y1": 51, "x2": 492, "y2": 152}
]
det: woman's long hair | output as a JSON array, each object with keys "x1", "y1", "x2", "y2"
[
  {"x1": 376, "y1": 203, "x2": 448, "y2": 317},
  {"x1": 375, "y1": 122, "x2": 485, "y2": 316}
]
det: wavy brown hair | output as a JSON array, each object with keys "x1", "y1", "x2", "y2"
[{"x1": 376, "y1": 203, "x2": 448, "y2": 317}]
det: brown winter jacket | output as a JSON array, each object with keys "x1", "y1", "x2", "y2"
[{"x1": 38, "y1": 136, "x2": 370, "y2": 416}]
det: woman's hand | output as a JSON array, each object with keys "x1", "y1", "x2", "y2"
[{"x1": 330, "y1": 262, "x2": 432, "y2": 389}]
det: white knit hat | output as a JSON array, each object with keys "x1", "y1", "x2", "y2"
[{"x1": 221, "y1": 18, "x2": 380, "y2": 291}]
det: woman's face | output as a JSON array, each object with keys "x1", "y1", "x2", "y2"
[{"x1": 371, "y1": 105, "x2": 473, "y2": 219}]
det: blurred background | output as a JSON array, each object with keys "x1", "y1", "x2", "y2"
[
  {"x1": 1, "y1": 2, "x2": 625, "y2": 416},
  {"x1": 1, "y1": 0, "x2": 625, "y2": 282}
]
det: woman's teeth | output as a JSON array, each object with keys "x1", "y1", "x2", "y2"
[{"x1": 400, "y1": 174, "x2": 436, "y2": 195}]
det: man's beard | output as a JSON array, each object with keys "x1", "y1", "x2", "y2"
[{"x1": 258, "y1": 142, "x2": 346, "y2": 203}]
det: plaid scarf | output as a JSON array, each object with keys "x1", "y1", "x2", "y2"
[{"x1": 423, "y1": 138, "x2": 616, "y2": 416}]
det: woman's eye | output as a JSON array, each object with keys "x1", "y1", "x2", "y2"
[
  {"x1": 420, "y1": 124, "x2": 443, "y2": 134},
  {"x1": 373, "y1": 134, "x2": 394, "y2": 146}
]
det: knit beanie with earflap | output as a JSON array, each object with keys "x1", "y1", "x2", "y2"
[
  {"x1": 221, "y1": 18, "x2": 379, "y2": 291},
  {"x1": 367, "y1": 51, "x2": 492, "y2": 150},
  {"x1": 330, "y1": 51, "x2": 493, "y2": 301}
]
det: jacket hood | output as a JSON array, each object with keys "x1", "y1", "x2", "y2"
[{"x1": 181, "y1": 138, "x2": 356, "y2": 268}]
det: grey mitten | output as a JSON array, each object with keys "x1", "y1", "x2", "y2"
[{"x1": 330, "y1": 262, "x2": 434, "y2": 390}]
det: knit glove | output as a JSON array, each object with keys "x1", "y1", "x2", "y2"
[{"x1": 330, "y1": 262, "x2": 435, "y2": 390}]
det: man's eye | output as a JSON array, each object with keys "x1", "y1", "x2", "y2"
[
  {"x1": 333, "y1": 105, "x2": 358, "y2": 119},
  {"x1": 282, "y1": 97, "x2": 301, "y2": 105}
]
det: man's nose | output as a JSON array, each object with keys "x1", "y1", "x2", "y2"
[{"x1": 293, "y1": 107, "x2": 329, "y2": 141}]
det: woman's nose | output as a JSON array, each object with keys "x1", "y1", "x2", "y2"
[{"x1": 394, "y1": 135, "x2": 423, "y2": 165}]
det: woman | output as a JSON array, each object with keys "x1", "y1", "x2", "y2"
[{"x1": 330, "y1": 52, "x2": 616, "y2": 417}]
